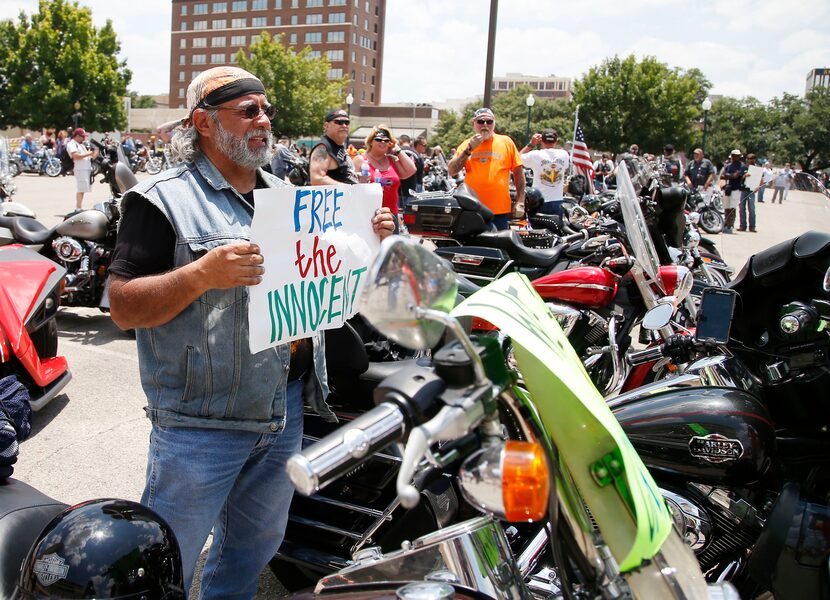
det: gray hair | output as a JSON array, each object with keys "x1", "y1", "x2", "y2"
[{"x1": 167, "y1": 124, "x2": 201, "y2": 165}]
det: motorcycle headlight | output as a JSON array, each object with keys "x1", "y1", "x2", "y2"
[{"x1": 458, "y1": 440, "x2": 549, "y2": 522}]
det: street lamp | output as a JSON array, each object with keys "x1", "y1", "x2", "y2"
[
  {"x1": 525, "y1": 94, "x2": 536, "y2": 145},
  {"x1": 701, "y1": 96, "x2": 712, "y2": 154},
  {"x1": 72, "y1": 101, "x2": 82, "y2": 130},
  {"x1": 345, "y1": 92, "x2": 354, "y2": 117}
]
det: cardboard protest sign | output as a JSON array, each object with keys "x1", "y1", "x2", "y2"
[
  {"x1": 745, "y1": 165, "x2": 764, "y2": 191},
  {"x1": 248, "y1": 184, "x2": 381, "y2": 353}
]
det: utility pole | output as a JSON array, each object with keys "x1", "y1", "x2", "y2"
[{"x1": 482, "y1": 0, "x2": 498, "y2": 108}]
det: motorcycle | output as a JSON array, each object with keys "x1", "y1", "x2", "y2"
[
  {"x1": 282, "y1": 234, "x2": 735, "y2": 599},
  {"x1": 0, "y1": 162, "x2": 137, "y2": 311},
  {"x1": 0, "y1": 246, "x2": 70, "y2": 411},
  {"x1": 12, "y1": 148, "x2": 61, "y2": 178},
  {"x1": 687, "y1": 186, "x2": 724, "y2": 234}
]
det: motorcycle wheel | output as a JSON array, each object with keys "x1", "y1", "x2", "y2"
[
  {"x1": 45, "y1": 159, "x2": 62, "y2": 177},
  {"x1": 145, "y1": 157, "x2": 162, "y2": 175},
  {"x1": 698, "y1": 209, "x2": 724, "y2": 234},
  {"x1": 9, "y1": 161, "x2": 21, "y2": 177}
]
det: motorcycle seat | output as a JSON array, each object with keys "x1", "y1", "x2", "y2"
[
  {"x1": 470, "y1": 230, "x2": 567, "y2": 268},
  {"x1": 0, "y1": 216, "x2": 54, "y2": 246},
  {"x1": 0, "y1": 478, "x2": 67, "y2": 598},
  {"x1": 454, "y1": 185, "x2": 494, "y2": 222}
]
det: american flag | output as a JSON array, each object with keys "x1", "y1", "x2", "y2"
[{"x1": 571, "y1": 123, "x2": 594, "y2": 191}]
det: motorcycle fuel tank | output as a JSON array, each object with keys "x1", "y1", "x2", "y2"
[
  {"x1": 55, "y1": 209, "x2": 108, "y2": 240},
  {"x1": 613, "y1": 386, "x2": 775, "y2": 487},
  {"x1": 532, "y1": 266, "x2": 617, "y2": 309}
]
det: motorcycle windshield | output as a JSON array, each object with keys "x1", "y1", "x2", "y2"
[
  {"x1": 452, "y1": 273, "x2": 671, "y2": 572},
  {"x1": 616, "y1": 159, "x2": 662, "y2": 283}
]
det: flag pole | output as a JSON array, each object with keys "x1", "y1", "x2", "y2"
[{"x1": 569, "y1": 104, "x2": 580, "y2": 178}]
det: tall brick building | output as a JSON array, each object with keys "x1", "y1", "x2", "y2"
[{"x1": 169, "y1": 0, "x2": 386, "y2": 111}]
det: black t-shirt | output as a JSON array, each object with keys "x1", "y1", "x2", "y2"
[{"x1": 398, "y1": 146, "x2": 424, "y2": 202}]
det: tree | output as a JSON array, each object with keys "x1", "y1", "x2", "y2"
[
  {"x1": 129, "y1": 91, "x2": 157, "y2": 109},
  {"x1": 704, "y1": 96, "x2": 772, "y2": 166},
  {"x1": 429, "y1": 86, "x2": 573, "y2": 154},
  {"x1": 237, "y1": 32, "x2": 346, "y2": 139},
  {"x1": 572, "y1": 55, "x2": 709, "y2": 155},
  {"x1": 768, "y1": 91, "x2": 830, "y2": 171},
  {"x1": 3, "y1": 0, "x2": 131, "y2": 131}
]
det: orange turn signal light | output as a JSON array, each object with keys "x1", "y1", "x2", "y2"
[
  {"x1": 458, "y1": 440, "x2": 550, "y2": 522},
  {"x1": 502, "y1": 440, "x2": 550, "y2": 522}
]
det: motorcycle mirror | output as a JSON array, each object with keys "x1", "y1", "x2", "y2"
[
  {"x1": 641, "y1": 303, "x2": 673, "y2": 330},
  {"x1": 361, "y1": 236, "x2": 458, "y2": 351}
]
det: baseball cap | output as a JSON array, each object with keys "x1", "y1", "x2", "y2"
[
  {"x1": 541, "y1": 128, "x2": 558, "y2": 142},
  {"x1": 325, "y1": 109, "x2": 349, "y2": 122},
  {"x1": 730, "y1": 149, "x2": 742, "y2": 156},
  {"x1": 473, "y1": 107, "x2": 495, "y2": 120},
  {"x1": 186, "y1": 66, "x2": 266, "y2": 114},
  {"x1": 72, "y1": 128, "x2": 87, "y2": 137}
]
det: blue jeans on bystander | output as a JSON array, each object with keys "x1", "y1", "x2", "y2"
[
  {"x1": 739, "y1": 190, "x2": 756, "y2": 230},
  {"x1": 141, "y1": 379, "x2": 305, "y2": 600}
]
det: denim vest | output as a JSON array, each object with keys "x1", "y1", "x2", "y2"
[{"x1": 123, "y1": 153, "x2": 335, "y2": 432}]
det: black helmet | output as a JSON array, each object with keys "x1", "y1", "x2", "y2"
[
  {"x1": 524, "y1": 187, "x2": 544, "y2": 216},
  {"x1": 134, "y1": 140, "x2": 144, "y2": 149},
  {"x1": 15, "y1": 499, "x2": 185, "y2": 600}
]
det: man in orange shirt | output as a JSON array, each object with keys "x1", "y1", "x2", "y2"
[{"x1": 448, "y1": 107, "x2": 525, "y2": 230}]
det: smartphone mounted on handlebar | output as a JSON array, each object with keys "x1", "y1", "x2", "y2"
[{"x1": 695, "y1": 287, "x2": 737, "y2": 344}]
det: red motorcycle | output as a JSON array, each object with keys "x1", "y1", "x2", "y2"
[{"x1": 0, "y1": 245, "x2": 71, "y2": 410}]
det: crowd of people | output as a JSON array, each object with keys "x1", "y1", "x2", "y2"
[{"x1": 10, "y1": 64, "x2": 825, "y2": 600}]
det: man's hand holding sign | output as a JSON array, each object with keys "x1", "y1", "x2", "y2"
[{"x1": 249, "y1": 183, "x2": 389, "y2": 353}]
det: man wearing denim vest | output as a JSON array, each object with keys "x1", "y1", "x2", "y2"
[{"x1": 108, "y1": 67, "x2": 394, "y2": 599}]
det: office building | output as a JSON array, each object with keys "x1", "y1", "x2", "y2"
[
  {"x1": 492, "y1": 73, "x2": 572, "y2": 100},
  {"x1": 805, "y1": 68, "x2": 830, "y2": 96},
  {"x1": 169, "y1": 0, "x2": 386, "y2": 110}
]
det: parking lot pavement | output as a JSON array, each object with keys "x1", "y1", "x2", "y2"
[{"x1": 8, "y1": 172, "x2": 830, "y2": 597}]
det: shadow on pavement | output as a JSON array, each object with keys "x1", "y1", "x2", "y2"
[
  {"x1": 27, "y1": 393, "x2": 70, "y2": 439},
  {"x1": 56, "y1": 308, "x2": 133, "y2": 346}
]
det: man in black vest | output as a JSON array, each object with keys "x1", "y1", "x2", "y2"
[{"x1": 310, "y1": 109, "x2": 362, "y2": 185}]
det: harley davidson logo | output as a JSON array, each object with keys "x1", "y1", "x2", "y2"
[
  {"x1": 689, "y1": 434, "x2": 744, "y2": 463},
  {"x1": 33, "y1": 553, "x2": 70, "y2": 586}
]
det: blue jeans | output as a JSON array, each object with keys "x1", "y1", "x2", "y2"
[
  {"x1": 757, "y1": 186, "x2": 765, "y2": 202},
  {"x1": 492, "y1": 213, "x2": 510, "y2": 230},
  {"x1": 142, "y1": 379, "x2": 304, "y2": 599},
  {"x1": 541, "y1": 200, "x2": 563, "y2": 217},
  {"x1": 739, "y1": 190, "x2": 755, "y2": 229}
]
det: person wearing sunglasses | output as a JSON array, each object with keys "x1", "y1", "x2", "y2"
[
  {"x1": 448, "y1": 107, "x2": 525, "y2": 230},
  {"x1": 107, "y1": 67, "x2": 395, "y2": 600},
  {"x1": 352, "y1": 125, "x2": 416, "y2": 224},
  {"x1": 310, "y1": 108, "x2": 360, "y2": 185}
]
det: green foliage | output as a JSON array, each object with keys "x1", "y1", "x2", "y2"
[
  {"x1": 572, "y1": 55, "x2": 708, "y2": 155},
  {"x1": 2, "y1": 0, "x2": 131, "y2": 131},
  {"x1": 430, "y1": 86, "x2": 573, "y2": 154},
  {"x1": 129, "y1": 90, "x2": 157, "y2": 109},
  {"x1": 767, "y1": 91, "x2": 830, "y2": 171},
  {"x1": 237, "y1": 32, "x2": 347, "y2": 138},
  {"x1": 704, "y1": 96, "x2": 772, "y2": 164}
]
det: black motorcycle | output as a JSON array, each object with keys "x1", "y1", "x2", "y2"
[{"x1": 0, "y1": 162, "x2": 137, "y2": 310}]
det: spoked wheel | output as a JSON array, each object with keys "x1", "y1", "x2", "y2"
[
  {"x1": 145, "y1": 156, "x2": 162, "y2": 175},
  {"x1": 45, "y1": 158, "x2": 62, "y2": 177},
  {"x1": 698, "y1": 208, "x2": 724, "y2": 234}
]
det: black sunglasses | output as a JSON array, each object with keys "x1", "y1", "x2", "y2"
[
  {"x1": 204, "y1": 102, "x2": 276, "y2": 120},
  {"x1": 332, "y1": 119, "x2": 350, "y2": 125},
  {"x1": 476, "y1": 119, "x2": 494, "y2": 125}
]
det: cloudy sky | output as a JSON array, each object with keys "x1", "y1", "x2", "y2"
[{"x1": 4, "y1": 0, "x2": 829, "y2": 104}]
